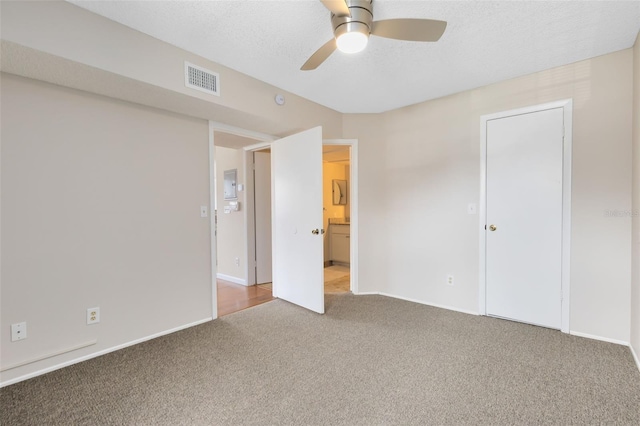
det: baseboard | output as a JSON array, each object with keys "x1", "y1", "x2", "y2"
[
  {"x1": 0, "y1": 317, "x2": 213, "y2": 388},
  {"x1": 378, "y1": 292, "x2": 479, "y2": 316},
  {"x1": 569, "y1": 330, "x2": 629, "y2": 346},
  {"x1": 323, "y1": 261, "x2": 332, "y2": 268},
  {"x1": 216, "y1": 273, "x2": 247, "y2": 286},
  {"x1": 630, "y1": 344, "x2": 640, "y2": 373},
  {"x1": 354, "y1": 291, "x2": 380, "y2": 296}
]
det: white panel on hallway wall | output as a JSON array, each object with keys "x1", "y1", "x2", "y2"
[{"x1": 215, "y1": 146, "x2": 248, "y2": 283}]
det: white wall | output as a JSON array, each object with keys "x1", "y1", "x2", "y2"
[
  {"x1": 0, "y1": 74, "x2": 212, "y2": 385},
  {"x1": 342, "y1": 115, "x2": 389, "y2": 294},
  {"x1": 0, "y1": 0, "x2": 343, "y2": 138},
  {"x1": 215, "y1": 146, "x2": 247, "y2": 284},
  {"x1": 344, "y1": 49, "x2": 634, "y2": 341},
  {"x1": 631, "y1": 31, "x2": 640, "y2": 365}
]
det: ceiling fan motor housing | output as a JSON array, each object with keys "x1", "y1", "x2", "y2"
[{"x1": 331, "y1": 0, "x2": 373, "y2": 39}]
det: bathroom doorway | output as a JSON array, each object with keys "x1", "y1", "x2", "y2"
[{"x1": 322, "y1": 145, "x2": 351, "y2": 294}]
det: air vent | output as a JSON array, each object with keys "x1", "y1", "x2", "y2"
[{"x1": 184, "y1": 62, "x2": 220, "y2": 96}]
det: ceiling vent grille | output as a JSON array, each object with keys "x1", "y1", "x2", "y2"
[{"x1": 184, "y1": 62, "x2": 220, "y2": 96}]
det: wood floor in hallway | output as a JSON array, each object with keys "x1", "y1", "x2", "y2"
[{"x1": 217, "y1": 279, "x2": 274, "y2": 317}]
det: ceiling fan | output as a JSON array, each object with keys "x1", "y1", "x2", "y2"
[{"x1": 301, "y1": 0, "x2": 447, "y2": 70}]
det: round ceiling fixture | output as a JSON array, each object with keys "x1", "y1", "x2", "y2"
[
  {"x1": 335, "y1": 22, "x2": 369, "y2": 53},
  {"x1": 274, "y1": 94, "x2": 285, "y2": 105},
  {"x1": 332, "y1": 1, "x2": 372, "y2": 54}
]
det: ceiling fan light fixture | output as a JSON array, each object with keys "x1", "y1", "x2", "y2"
[
  {"x1": 336, "y1": 31, "x2": 369, "y2": 53},
  {"x1": 301, "y1": 0, "x2": 447, "y2": 70},
  {"x1": 334, "y1": 21, "x2": 370, "y2": 54}
]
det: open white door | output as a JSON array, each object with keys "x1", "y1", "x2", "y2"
[{"x1": 272, "y1": 127, "x2": 324, "y2": 313}]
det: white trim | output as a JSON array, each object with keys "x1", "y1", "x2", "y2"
[
  {"x1": 245, "y1": 150, "x2": 257, "y2": 286},
  {"x1": 243, "y1": 141, "x2": 274, "y2": 287},
  {"x1": 354, "y1": 292, "x2": 380, "y2": 296},
  {"x1": 0, "y1": 340, "x2": 98, "y2": 372},
  {"x1": 379, "y1": 292, "x2": 479, "y2": 316},
  {"x1": 561, "y1": 100, "x2": 573, "y2": 333},
  {"x1": 270, "y1": 145, "x2": 278, "y2": 298},
  {"x1": 479, "y1": 99, "x2": 573, "y2": 333},
  {"x1": 479, "y1": 126, "x2": 487, "y2": 315},
  {"x1": 216, "y1": 273, "x2": 247, "y2": 286},
  {"x1": 630, "y1": 344, "x2": 640, "y2": 373},
  {"x1": 208, "y1": 122, "x2": 218, "y2": 319},
  {"x1": 569, "y1": 330, "x2": 629, "y2": 346},
  {"x1": 243, "y1": 141, "x2": 272, "y2": 152},
  {"x1": 0, "y1": 318, "x2": 212, "y2": 388},
  {"x1": 323, "y1": 139, "x2": 359, "y2": 295},
  {"x1": 209, "y1": 121, "x2": 275, "y2": 142}
]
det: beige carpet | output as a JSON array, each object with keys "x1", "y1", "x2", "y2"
[{"x1": 2, "y1": 294, "x2": 639, "y2": 425}]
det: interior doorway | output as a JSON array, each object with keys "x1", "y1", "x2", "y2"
[
  {"x1": 210, "y1": 123, "x2": 360, "y2": 317},
  {"x1": 322, "y1": 144, "x2": 351, "y2": 294},
  {"x1": 212, "y1": 129, "x2": 274, "y2": 316}
]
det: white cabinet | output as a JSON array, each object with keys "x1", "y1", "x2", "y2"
[{"x1": 330, "y1": 224, "x2": 350, "y2": 264}]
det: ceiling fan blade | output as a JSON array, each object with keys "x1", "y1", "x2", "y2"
[
  {"x1": 320, "y1": 0, "x2": 350, "y2": 17},
  {"x1": 301, "y1": 38, "x2": 337, "y2": 71},
  {"x1": 372, "y1": 19, "x2": 447, "y2": 42}
]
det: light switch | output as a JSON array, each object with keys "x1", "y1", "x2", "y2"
[
  {"x1": 467, "y1": 203, "x2": 477, "y2": 215},
  {"x1": 237, "y1": 184, "x2": 244, "y2": 192},
  {"x1": 200, "y1": 206, "x2": 208, "y2": 218}
]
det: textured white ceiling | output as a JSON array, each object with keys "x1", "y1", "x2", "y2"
[{"x1": 69, "y1": 0, "x2": 640, "y2": 113}]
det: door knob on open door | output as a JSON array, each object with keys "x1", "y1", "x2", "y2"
[
  {"x1": 312, "y1": 229, "x2": 320, "y2": 235},
  {"x1": 489, "y1": 224, "x2": 497, "y2": 231}
]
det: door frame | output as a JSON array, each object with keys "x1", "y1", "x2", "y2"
[
  {"x1": 478, "y1": 99, "x2": 573, "y2": 333},
  {"x1": 243, "y1": 140, "x2": 275, "y2": 286},
  {"x1": 324, "y1": 139, "x2": 359, "y2": 294},
  {"x1": 209, "y1": 121, "x2": 275, "y2": 318}
]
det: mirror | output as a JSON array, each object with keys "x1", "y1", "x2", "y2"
[
  {"x1": 332, "y1": 179, "x2": 347, "y2": 205},
  {"x1": 224, "y1": 169, "x2": 237, "y2": 200}
]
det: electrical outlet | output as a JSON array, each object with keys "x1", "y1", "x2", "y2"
[
  {"x1": 447, "y1": 275, "x2": 454, "y2": 286},
  {"x1": 87, "y1": 307, "x2": 100, "y2": 325},
  {"x1": 235, "y1": 257, "x2": 240, "y2": 267},
  {"x1": 11, "y1": 322, "x2": 27, "y2": 342},
  {"x1": 200, "y1": 206, "x2": 208, "y2": 218}
]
